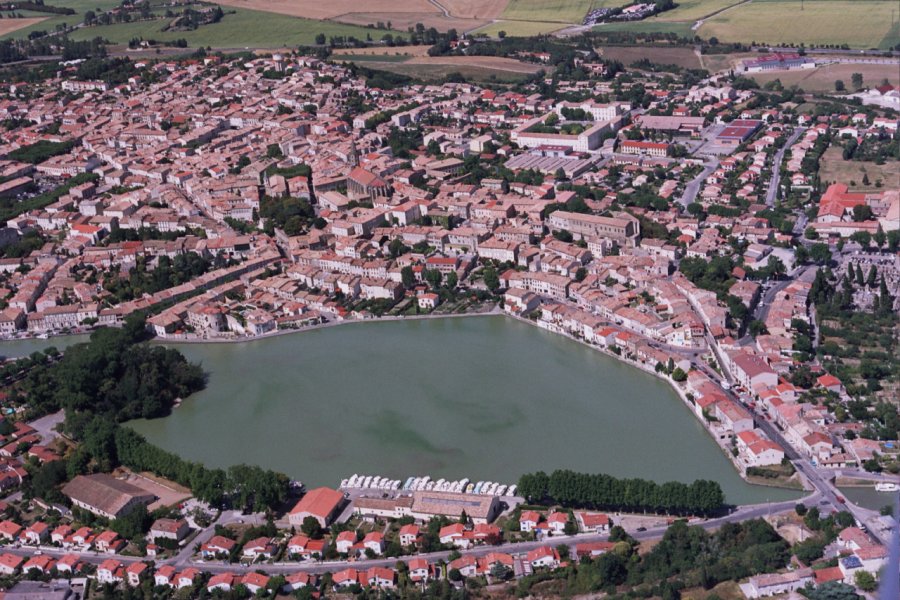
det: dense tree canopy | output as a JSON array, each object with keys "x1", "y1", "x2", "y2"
[
  {"x1": 20, "y1": 321, "x2": 204, "y2": 422},
  {"x1": 518, "y1": 469, "x2": 725, "y2": 516}
]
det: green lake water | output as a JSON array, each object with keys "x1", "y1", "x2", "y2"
[
  {"x1": 121, "y1": 316, "x2": 799, "y2": 505},
  {"x1": 0, "y1": 334, "x2": 91, "y2": 359},
  {"x1": 839, "y1": 486, "x2": 899, "y2": 512}
]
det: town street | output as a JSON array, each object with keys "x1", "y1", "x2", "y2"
[
  {"x1": 677, "y1": 157, "x2": 719, "y2": 207},
  {"x1": 766, "y1": 127, "x2": 806, "y2": 206},
  {"x1": 1, "y1": 495, "x2": 814, "y2": 576}
]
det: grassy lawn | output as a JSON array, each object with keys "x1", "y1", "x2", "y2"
[
  {"x1": 62, "y1": 8, "x2": 390, "y2": 48},
  {"x1": 748, "y1": 62, "x2": 900, "y2": 93},
  {"x1": 651, "y1": 0, "x2": 747, "y2": 22},
  {"x1": 683, "y1": 580, "x2": 746, "y2": 600},
  {"x1": 699, "y1": 0, "x2": 900, "y2": 49},
  {"x1": 362, "y1": 60, "x2": 532, "y2": 83},
  {"x1": 600, "y1": 45, "x2": 702, "y2": 69},
  {"x1": 334, "y1": 54, "x2": 411, "y2": 63},
  {"x1": 474, "y1": 19, "x2": 569, "y2": 37},
  {"x1": 818, "y1": 146, "x2": 900, "y2": 191},
  {"x1": 593, "y1": 20, "x2": 695, "y2": 37},
  {"x1": 500, "y1": 0, "x2": 598, "y2": 24}
]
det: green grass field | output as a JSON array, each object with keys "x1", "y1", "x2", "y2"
[
  {"x1": 500, "y1": 0, "x2": 598, "y2": 24},
  {"x1": 699, "y1": 0, "x2": 900, "y2": 49},
  {"x1": 354, "y1": 60, "x2": 531, "y2": 83},
  {"x1": 2, "y1": 0, "x2": 394, "y2": 47},
  {"x1": 593, "y1": 20, "x2": 695, "y2": 37},
  {"x1": 649, "y1": 0, "x2": 746, "y2": 22},
  {"x1": 475, "y1": 0, "x2": 637, "y2": 37},
  {"x1": 1, "y1": 0, "x2": 121, "y2": 39},
  {"x1": 475, "y1": 20, "x2": 570, "y2": 37},
  {"x1": 333, "y1": 53, "x2": 411, "y2": 63},
  {"x1": 59, "y1": 8, "x2": 391, "y2": 48}
]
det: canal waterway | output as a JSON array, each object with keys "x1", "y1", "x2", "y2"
[{"x1": 120, "y1": 316, "x2": 800, "y2": 505}]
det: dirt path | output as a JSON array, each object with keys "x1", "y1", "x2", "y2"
[{"x1": 428, "y1": 0, "x2": 450, "y2": 18}]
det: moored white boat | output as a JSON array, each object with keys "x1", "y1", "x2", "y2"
[{"x1": 875, "y1": 482, "x2": 899, "y2": 492}]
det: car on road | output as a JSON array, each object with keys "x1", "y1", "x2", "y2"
[{"x1": 636, "y1": 526, "x2": 647, "y2": 532}]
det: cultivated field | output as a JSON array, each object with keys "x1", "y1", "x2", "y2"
[
  {"x1": 333, "y1": 12, "x2": 486, "y2": 33},
  {"x1": 65, "y1": 8, "x2": 385, "y2": 48},
  {"x1": 591, "y1": 0, "x2": 899, "y2": 48},
  {"x1": 441, "y1": 0, "x2": 509, "y2": 20},
  {"x1": 747, "y1": 62, "x2": 900, "y2": 92},
  {"x1": 210, "y1": 0, "x2": 506, "y2": 32},
  {"x1": 0, "y1": 17, "x2": 46, "y2": 37},
  {"x1": 819, "y1": 147, "x2": 900, "y2": 192},
  {"x1": 208, "y1": 0, "x2": 432, "y2": 20},
  {"x1": 699, "y1": 0, "x2": 900, "y2": 49},
  {"x1": 599, "y1": 45, "x2": 702, "y2": 69}
]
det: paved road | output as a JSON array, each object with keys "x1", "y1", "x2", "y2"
[
  {"x1": 793, "y1": 212, "x2": 809, "y2": 237},
  {"x1": 766, "y1": 127, "x2": 806, "y2": 206},
  {"x1": 678, "y1": 158, "x2": 719, "y2": 207},
  {"x1": 754, "y1": 266, "x2": 809, "y2": 324},
  {"x1": 3, "y1": 497, "x2": 810, "y2": 576},
  {"x1": 695, "y1": 327, "x2": 892, "y2": 547},
  {"x1": 27, "y1": 410, "x2": 65, "y2": 445}
]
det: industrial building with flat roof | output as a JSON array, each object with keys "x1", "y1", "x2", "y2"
[
  {"x1": 635, "y1": 115, "x2": 705, "y2": 135},
  {"x1": 62, "y1": 474, "x2": 156, "y2": 520},
  {"x1": 410, "y1": 490, "x2": 501, "y2": 524},
  {"x1": 546, "y1": 210, "x2": 640, "y2": 246},
  {"x1": 511, "y1": 114, "x2": 622, "y2": 152},
  {"x1": 716, "y1": 119, "x2": 763, "y2": 147},
  {"x1": 742, "y1": 53, "x2": 814, "y2": 73}
]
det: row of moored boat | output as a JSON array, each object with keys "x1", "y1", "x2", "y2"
[{"x1": 339, "y1": 474, "x2": 517, "y2": 497}]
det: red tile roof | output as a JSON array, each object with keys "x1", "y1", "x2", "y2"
[{"x1": 290, "y1": 487, "x2": 344, "y2": 519}]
